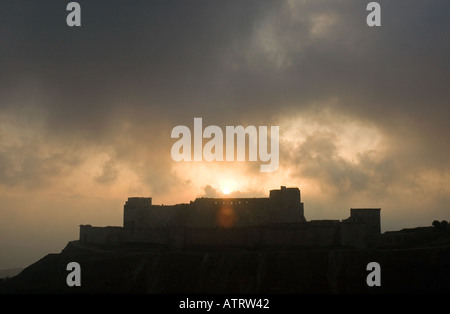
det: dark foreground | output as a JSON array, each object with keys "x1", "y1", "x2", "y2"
[{"x1": 1, "y1": 232, "x2": 450, "y2": 294}]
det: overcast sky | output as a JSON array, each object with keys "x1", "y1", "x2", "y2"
[{"x1": 0, "y1": 0, "x2": 449, "y2": 269}]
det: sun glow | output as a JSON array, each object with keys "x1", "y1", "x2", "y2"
[
  {"x1": 222, "y1": 187, "x2": 231, "y2": 195},
  {"x1": 220, "y1": 180, "x2": 236, "y2": 196}
]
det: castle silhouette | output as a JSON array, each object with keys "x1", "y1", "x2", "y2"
[{"x1": 80, "y1": 186, "x2": 381, "y2": 249}]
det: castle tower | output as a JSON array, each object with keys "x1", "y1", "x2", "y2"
[
  {"x1": 269, "y1": 186, "x2": 306, "y2": 223},
  {"x1": 123, "y1": 197, "x2": 152, "y2": 228},
  {"x1": 350, "y1": 208, "x2": 381, "y2": 234}
]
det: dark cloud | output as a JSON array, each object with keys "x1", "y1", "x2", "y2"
[
  {"x1": 201, "y1": 185, "x2": 220, "y2": 198},
  {"x1": 2, "y1": 1, "x2": 449, "y2": 131},
  {"x1": 285, "y1": 132, "x2": 388, "y2": 197},
  {"x1": 0, "y1": 0, "x2": 448, "y2": 192},
  {"x1": 95, "y1": 158, "x2": 118, "y2": 185}
]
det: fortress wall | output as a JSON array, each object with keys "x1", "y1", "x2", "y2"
[
  {"x1": 340, "y1": 222, "x2": 368, "y2": 249},
  {"x1": 195, "y1": 194, "x2": 307, "y2": 227},
  {"x1": 185, "y1": 202, "x2": 219, "y2": 228},
  {"x1": 80, "y1": 188, "x2": 379, "y2": 249},
  {"x1": 168, "y1": 227, "x2": 185, "y2": 249},
  {"x1": 80, "y1": 223, "x2": 374, "y2": 249},
  {"x1": 79, "y1": 225, "x2": 123, "y2": 245},
  {"x1": 381, "y1": 232, "x2": 411, "y2": 247},
  {"x1": 124, "y1": 206, "x2": 156, "y2": 229},
  {"x1": 260, "y1": 222, "x2": 339, "y2": 247},
  {"x1": 81, "y1": 209, "x2": 376, "y2": 249},
  {"x1": 307, "y1": 221, "x2": 340, "y2": 247},
  {"x1": 367, "y1": 233, "x2": 382, "y2": 247},
  {"x1": 245, "y1": 228, "x2": 261, "y2": 248},
  {"x1": 188, "y1": 198, "x2": 273, "y2": 228},
  {"x1": 271, "y1": 202, "x2": 305, "y2": 224},
  {"x1": 243, "y1": 198, "x2": 275, "y2": 226},
  {"x1": 184, "y1": 228, "x2": 247, "y2": 247},
  {"x1": 124, "y1": 200, "x2": 190, "y2": 229},
  {"x1": 80, "y1": 226, "x2": 171, "y2": 246},
  {"x1": 313, "y1": 225, "x2": 340, "y2": 246},
  {"x1": 80, "y1": 224, "x2": 370, "y2": 248},
  {"x1": 122, "y1": 187, "x2": 307, "y2": 229},
  {"x1": 148, "y1": 205, "x2": 180, "y2": 227},
  {"x1": 261, "y1": 227, "x2": 312, "y2": 247},
  {"x1": 121, "y1": 228, "x2": 169, "y2": 244}
]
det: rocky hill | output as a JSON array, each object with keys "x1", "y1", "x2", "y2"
[{"x1": 1, "y1": 228, "x2": 450, "y2": 294}]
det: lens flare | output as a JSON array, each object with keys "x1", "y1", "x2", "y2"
[{"x1": 216, "y1": 206, "x2": 236, "y2": 228}]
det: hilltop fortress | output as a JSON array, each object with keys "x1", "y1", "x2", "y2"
[{"x1": 80, "y1": 186, "x2": 381, "y2": 249}]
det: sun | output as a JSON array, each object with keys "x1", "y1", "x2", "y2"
[
  {"x1": 220, "y1": 180, "x2": 236, "y2": 195},
  {"x1": 219, "y1": 177, "x2": 242, "y2": 196}
]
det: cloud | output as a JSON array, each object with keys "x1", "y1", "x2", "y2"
[
  {"x1": 95, "y1": 158, "x2": 118, "y2": 185},
  {"x1": 201, "y1": 185, "x2": 220, "y2": 198},
  {"x1": 0, "y1": 0, "x2": 449, "y2": 269}
]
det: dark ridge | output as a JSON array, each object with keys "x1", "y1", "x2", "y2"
[{"x1": 1, "y1": 227, "x2": 450, "y2": 294}]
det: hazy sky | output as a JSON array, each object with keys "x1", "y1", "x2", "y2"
[{"x1": 0, "y1": 0, "x2": 449, "y2": 269}]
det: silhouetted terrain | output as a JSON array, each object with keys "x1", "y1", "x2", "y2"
[
  {"x1": 1, "y1": 226, "x2": 450, "y2": 294},
  {"x1": 0, "y1": 268, "x2": 23, "y2": 279}
]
